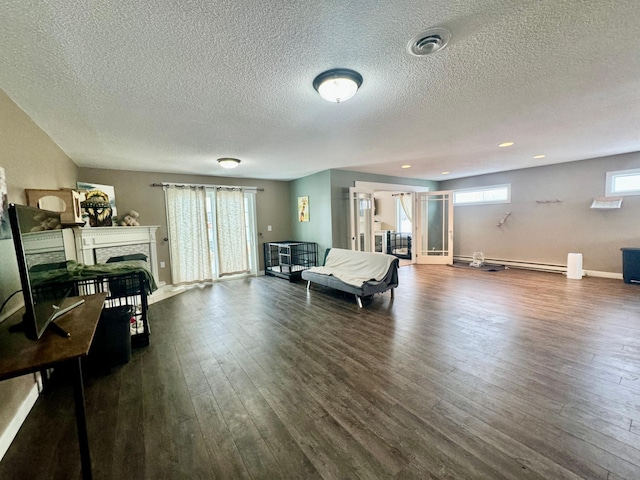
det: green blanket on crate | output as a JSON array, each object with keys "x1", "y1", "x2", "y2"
[{"x1": 30, "y1": 260, "x2": 158, "y2": 293}]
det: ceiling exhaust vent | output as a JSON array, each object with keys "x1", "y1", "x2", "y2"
[{"x1": 408, "y1": 27, "x2": 451, "y2": 56}]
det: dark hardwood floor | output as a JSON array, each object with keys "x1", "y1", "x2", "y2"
[{"x1": 1, "y1": 265, "x2": 639, "y2": 479}]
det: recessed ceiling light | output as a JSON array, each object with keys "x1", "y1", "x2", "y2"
[
  {"x1": 441, "y1": 171, "x2": 450, "y2": 175},
  {"x1": 533, "y1": 154, "x2": 546, "y2": 159},
  {"x1": 498, "y1": 142, "x2": 514, "y2": 148},
  {"x1": 401, "y1": 164, "x2": 411, "y2": 169}
]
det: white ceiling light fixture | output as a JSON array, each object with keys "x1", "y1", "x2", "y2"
[
  {"x1": 408, "y1": 27, "x2": 451, "y2": 56},
  {"x1": 217, "y1": 158, "x2": 241, "y2": 169},
  {"x1": 313, "y1": 68, "x2": 363, "y2": 103}
]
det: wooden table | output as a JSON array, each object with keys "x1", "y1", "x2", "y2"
[{"x1": 0, "y1": 293, "x2": 106, "y2": 480}]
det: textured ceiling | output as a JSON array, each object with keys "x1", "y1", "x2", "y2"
[{"x1": 1, "y1": 1, "x2": 639, "y2": 181}]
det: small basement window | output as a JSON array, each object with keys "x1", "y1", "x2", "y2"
[
  {"x1": 606, "y1": 168, "x2": 640, "y2": 197},
  {"x1": 453, "y1": 184, "x2": 511, "y2": 206}
]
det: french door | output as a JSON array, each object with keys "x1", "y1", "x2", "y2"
[
  {"x1": 416, "y1": 190, "x2": 453, "y2": 264},
  {"x1": 349, "y1": 187, "x2": 375, "y2": 252}
]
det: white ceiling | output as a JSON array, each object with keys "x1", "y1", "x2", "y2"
[{"x1": 1, "y1": 1, "x2": 639, "y2": 181}]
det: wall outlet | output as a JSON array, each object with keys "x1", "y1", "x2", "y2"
[
  {"x1": 267, "y1": 225, "x2": 272, "y2": 232},
  {"x1": 160, "y1": 261, "x2": 166, "y2": 268}
]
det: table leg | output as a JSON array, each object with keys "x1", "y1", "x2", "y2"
[{"x1": 71, "y1": 358, "x2": 93, "y2": 480}]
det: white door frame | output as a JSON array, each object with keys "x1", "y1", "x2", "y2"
[
  {"x1": 354, "y1": 182, "x2": 430, "y2": 263},
  {"x1": 349, "y1": 187, "x2": 375, "y2": 251},
  {"x1": 416, "y1": 190, "x2": 454, "y2": 265}
]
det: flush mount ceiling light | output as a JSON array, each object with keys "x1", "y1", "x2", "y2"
[
  {"x1": 408, "y1": 27, "x2": 451, "y2": 56},
  {"x1": 498, "y1": 142, "x2": 515, "y2": 148},
  {"x1": 217, "y1": 158, "x2": 241, "y2": 169},
  {"x1": 313, "y1": 68, "x2": 363, "y2": 103}
]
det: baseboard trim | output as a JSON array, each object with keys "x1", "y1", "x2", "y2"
[
  {"x1": 454, "y1": 255, "x2": 566, "y2": 273},
  {"x1": 0, "y1": 379, "x2": 40, "y2": 462},
  {"x1": 584, "y1": 270, "x2": 623, "y2": 279},
  {"x1": 453, "y1": 256, "x2": 621, "y2": 279}
]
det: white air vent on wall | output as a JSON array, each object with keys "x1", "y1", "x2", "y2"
[{"x1": 591, "y1": 197, "x2": 622, "y2": 209}]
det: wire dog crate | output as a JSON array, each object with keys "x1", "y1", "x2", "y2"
[
  {"x1": 264, "y1": 241, "x2": 318, "y2": 281},
  {"x1": 387, "y1": 232, "x2": 412, "y2": 259},
  {"x1": 33, "y1": 271, "x2": 150, "y2": 348},
  {"x1": 75, "y1": 272, "x2": 150, "y2": 347}
]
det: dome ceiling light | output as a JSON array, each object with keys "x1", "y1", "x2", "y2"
[
  {"x1": 217, "y1": 158, "x2": 241, "y2": 169},
  {"x1": 313, "y1": 68, "x2": 363, "y2": 103},
  {"x1": 408, "y1": 27, "x2": 451, "y2": 56}
]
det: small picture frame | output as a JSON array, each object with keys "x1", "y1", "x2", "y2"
[{"x1": 298, "y1": 196, "x2": 309, "y2": 222}]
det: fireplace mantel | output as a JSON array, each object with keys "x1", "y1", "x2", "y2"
[{"x1": 72, "y1": 226, "x2": 160, "y2": 285}]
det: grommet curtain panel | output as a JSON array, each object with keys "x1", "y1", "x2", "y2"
[
  {"x1": 164, "y1": 186, "x2": 213, "y2": 284},
  {"x1": 215, "y1": 188, "x2": 249, "y2": 276},
  {"x1": 399, "y1": 193, "x2": 412, "y2": 223}
]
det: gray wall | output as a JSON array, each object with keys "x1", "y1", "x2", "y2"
[
  {"x1": 0, "y1": 90, "x2": 78, "y2": 454},
  {"x1": 440, "y1": 152, "x2": 640, "y2": 273},
  {"x1": 77, "y1": 168, "x2": 292, "y2": 282},
  {"x1": 290, "y1": 170, "x2": 333, "y2": 260},
  {"x1": 0, "y1": 91, "x2": 79, "y2": 317}
]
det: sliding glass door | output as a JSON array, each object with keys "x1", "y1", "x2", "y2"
[
  {"x1": 205, "y1": 190, "x2": 258, "y2": 277},
  {"x1": 165, "y1": 185, "x2": 258, "y2": 284}
]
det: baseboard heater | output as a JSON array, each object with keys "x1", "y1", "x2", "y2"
[{"x1": 454, "y1": 255, "x2": 567, "y2": 274}]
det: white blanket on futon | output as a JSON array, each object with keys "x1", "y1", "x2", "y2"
[{"x1": 306, "y1": 248, "x2": 396, "y2": 287}]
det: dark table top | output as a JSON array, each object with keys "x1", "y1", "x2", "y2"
[{"x1": 0, "y1": 293, "x2": 106, "y2": 381}]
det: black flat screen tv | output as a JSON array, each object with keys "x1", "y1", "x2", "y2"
[{"x1": 8, "y1": 204, "x2": 84, "y2": 340}]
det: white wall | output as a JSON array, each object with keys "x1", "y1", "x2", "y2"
[{"x1": 374, "y1": 191, "x2": 397, "y2": 231}]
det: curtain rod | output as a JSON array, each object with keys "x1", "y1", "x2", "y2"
[{"x1": 151, "y1": 182, "x2": 264, "y2": 191}]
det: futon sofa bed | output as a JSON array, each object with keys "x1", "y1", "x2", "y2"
[{"x1": 301, "y1": 248, "x2": 399, "y2": 308}]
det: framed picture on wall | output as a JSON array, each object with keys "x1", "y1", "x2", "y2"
[
  {"x1": 77, "y1": 181, "x2": 118, "y2": 226},
  {"x1": 298, "y1": 196, "x2": 309, "y2": 222}
]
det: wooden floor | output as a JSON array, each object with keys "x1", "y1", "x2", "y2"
[{"x1": 1, "y1": 265, "x2": 640, "y2": 479}]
